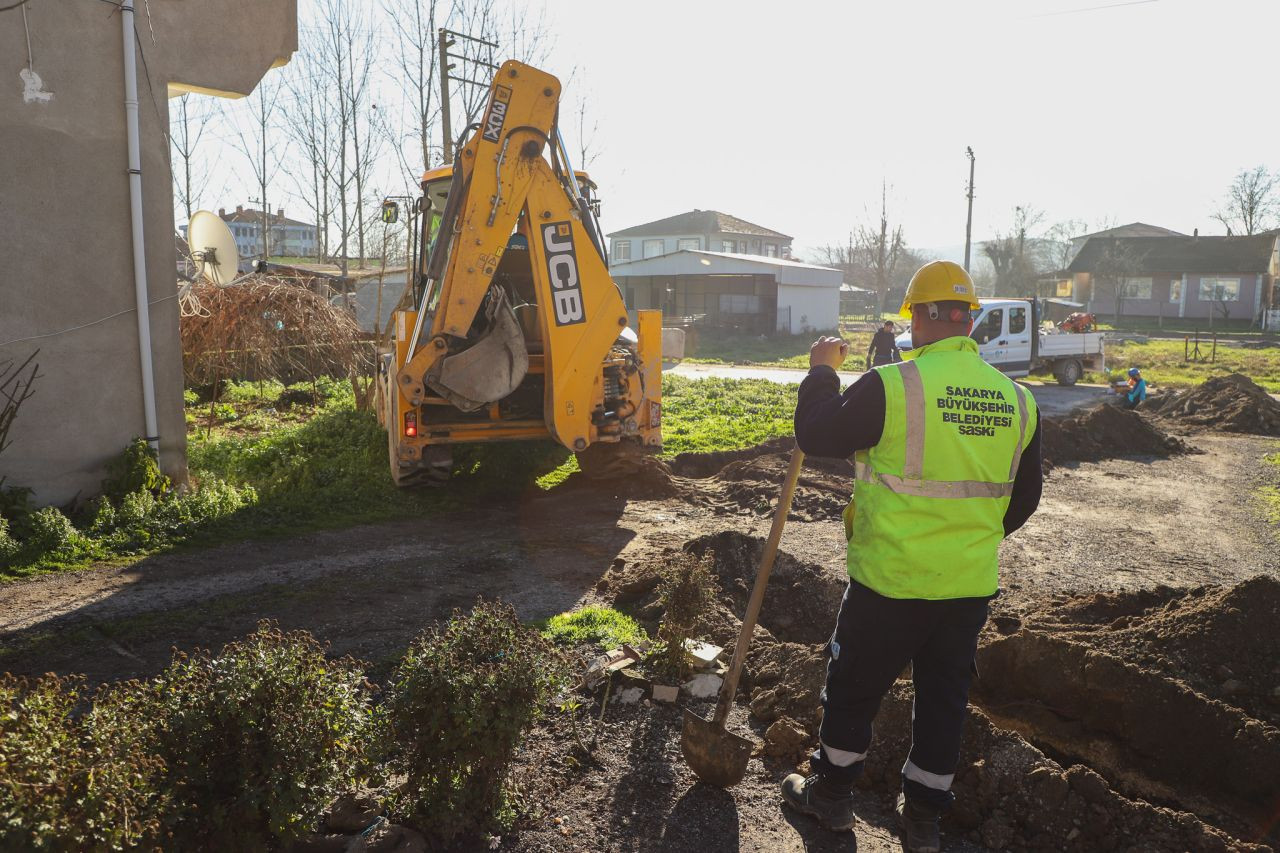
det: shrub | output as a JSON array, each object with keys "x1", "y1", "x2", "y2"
[
  {"x1": 26, "y1": 507, "x2": 81, "y2": 557},
  {"x1": 101, "y1": 437, "x2": 171, "y2": 502},
  {"x1": 132, "y1": 623, "x2": 370, "y2": 848},
  {"x1": 653, "y1": 551, "x2": 718, "y2": 678},
  {"x1": 542, "y1": 606, "x2": 649, "y2": 650},
  {"x1": 378, "y1": 600, "x2": 566, "y2": 841},
  {"x1": 0, "y1": 516, "x2": 19, "y2": 564},
  {"x1": 0, "y1": 674, "x2": 163, "y2": 851}
]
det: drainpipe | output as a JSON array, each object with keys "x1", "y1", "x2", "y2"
[{"x1": 122, "y1": 1, "x2": 160, "y2": 453}]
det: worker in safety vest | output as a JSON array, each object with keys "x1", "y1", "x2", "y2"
[{"x1": 780, "y1": 260, "x2": 1043, "y2": 851}]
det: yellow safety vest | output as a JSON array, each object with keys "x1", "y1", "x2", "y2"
[{"x1": 843, "y1": 336, "x2": 1037, "y2": 599}]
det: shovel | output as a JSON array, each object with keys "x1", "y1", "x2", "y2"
[{"x1": 681, "y1": 446, "x2": 805, "y2": 787}]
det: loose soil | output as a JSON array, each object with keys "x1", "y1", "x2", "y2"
[
  {"x1": 1041, "y1": 403, "x2": 1194, "y2": 470},
  {"x1": 3, "y1": 384, "x2": 1280, "y2": 851},
  {"x1": 1142, "y1": 373, "x2": 1280, "y2": 435}
]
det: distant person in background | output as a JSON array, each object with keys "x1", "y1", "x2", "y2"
[
  {"x1": 1124, "y1": 367, "x2": 1147, "y2": 408},
  {"x1": 866, "y1": 321, "x2": 900, "y2": 370}
]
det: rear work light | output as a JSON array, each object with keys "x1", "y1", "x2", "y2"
[{"x1": 403, "y1": 411, "x2": 417, "y2": 437}]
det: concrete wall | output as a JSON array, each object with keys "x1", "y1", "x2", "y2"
[
  {"x1": 610, "y1": 231, "x2": 792, "y2": 262},
  {"x1": 1082, "y1": 272, "x2": 1264, "y2": 321},
  {"x1": 0, "y1": 0, "x2": 296, "y2": 504}
]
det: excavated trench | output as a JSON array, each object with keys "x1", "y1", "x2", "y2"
[{"x1": 604, "y1": 530, "x2": 1279, "y2": 851}]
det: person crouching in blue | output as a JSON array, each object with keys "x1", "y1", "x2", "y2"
[{"x1": 1125, "y1": 367, "x2": 1147, "y2": 408}]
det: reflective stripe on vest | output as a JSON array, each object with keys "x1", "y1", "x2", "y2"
[{"x1": 871, "y1": 359, "x2": 1029, "y2": 499}]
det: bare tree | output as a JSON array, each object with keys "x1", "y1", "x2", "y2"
[
  {"x1": 282, "y1": 38, "x2": 337, "y2": 260},
  {"x1": 983, "y1": 206, "x2": 1048, "y2": 297},
  {"x1": 234, "y1": 77, "x2": 284, "y2": 261},
  {"x1": 382, "y1": 0, "x2": 446, "y2": 179},
  {"x1": 171, "y1": 95, "x2": 220, "y2": 224},
  {"x1": 1091, "y1": 239, "x2": 1147, "y2": 322},
  {"x1": 857, "y1": 182, "x2": 906, "y2": 314},
  {"x1": 1213, "y1": 165, "x2": 1276, "y2": 236},
  {"x1": 1044, "y1": 219, "x2": 1087, "y2": 271}
]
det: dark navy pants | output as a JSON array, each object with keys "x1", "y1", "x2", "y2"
[{"x1": 810, "y1": 581, "x2": 990, "y2": 810}]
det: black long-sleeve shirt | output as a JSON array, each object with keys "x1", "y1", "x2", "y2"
[
  {"x1": 868, "y1": 329, "x2": 899, "y2": 361},
  {"x1": 794, "y1": 365, "x2": 1043, "y2": 537}
]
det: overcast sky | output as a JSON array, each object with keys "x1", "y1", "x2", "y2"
[{"x1": 193, "y1": 0, "x2": 1280, "y2": 261}]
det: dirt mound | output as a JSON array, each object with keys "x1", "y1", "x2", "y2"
[
  {"x1": 1146, "y1": 373, "x2": 1280, "y2": 435},
  {"x1": 1021, "y1": 577, "x2": 1280, "y2": 727},
  {"x1": 856, "y1": 685, "x2": 1269, "y2": 852},
  {"x1": 1042, "y1": 404, "x2": 1193, "y2": 469}
]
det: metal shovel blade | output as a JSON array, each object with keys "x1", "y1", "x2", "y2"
[{"x1": 680, "y1": 707, "x2": 754, "y2": 788}]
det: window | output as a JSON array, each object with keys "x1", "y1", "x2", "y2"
[
  {"x1": 722, "y1": 239, "x2": 736, "y2": 253},
  {"x1": 720, "y1": 293, "x2": 760, "y2": 314},
  {"x1": 677, "y1": 238, "x2": 700, "y2": 251},
  {"x1": 642, "y1": 239, "x2": 664, "y2": 258},
  {"x1": 1009, "y1": 306, "x2": 1027, "y2": 334},
  {"x1": 972, "y1": 308, "x2": 1003, "y2": 344},
  {"x1": 1119, "y1": 277, "x2": 1152, "y2": 299},
  {"x1": 764, "y1": 243, "x2": 778, "y2": 257},
  {"x1": 1199, "y1": 277, "x2": 1240, "y2": 302},
  {"x1": 614, "y1": 240, "x2": 631, "y2": 262},
  {"x1": 1169, "y1": 280, "x2": 1182, "y2": 303}
]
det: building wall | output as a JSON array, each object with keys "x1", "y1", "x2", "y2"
[
  {"x1": 0, "y1": 0, "x2": 296, "y2": 504},
  {"x1": 610, "y1": 231, "x2": 792, "y2": 262},
  {"x1": 1084, "y1": 272, "x2": 1263, "y2": 321},
  {"x1": 777, "y1": 284, "x2": 839, "y2": 334}
]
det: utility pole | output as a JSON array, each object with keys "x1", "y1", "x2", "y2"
[
  {"x1": 438, "y1": 28, "x2": 501, "y2": 165},
  {"x1": 963, "y1": 146, "x2": 976, "y2": 272},
  {"x1": 438, "y1": 28, "x2": 453, "y2": 164},
  {"x1": 251, "y1": 196, "x2": 269, "y2": 262}
]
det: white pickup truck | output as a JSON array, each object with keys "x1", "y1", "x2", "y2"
[{"x1": 895, "y1": 298, "x2": 1105, "y2": 385}]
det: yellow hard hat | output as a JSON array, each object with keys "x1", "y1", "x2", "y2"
[{"x1": 899, "y1": 260, "x2": 980, "y2": 318}]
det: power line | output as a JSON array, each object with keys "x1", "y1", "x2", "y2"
[{"x1": 1024, "y1": 0, "x2": 1159, "y2": 18}]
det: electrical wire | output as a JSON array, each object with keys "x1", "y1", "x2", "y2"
[{"x1": 0, "y1": 294, "x2": 180, "y2": 349}]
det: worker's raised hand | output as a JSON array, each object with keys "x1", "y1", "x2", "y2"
[{"x1": 809, "y1": 336, "x2": 849, "y2": 370}]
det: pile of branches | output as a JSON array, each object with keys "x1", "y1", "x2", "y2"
[{"x1": 180, "y1": 275, "x2": 371, "y2": 387}]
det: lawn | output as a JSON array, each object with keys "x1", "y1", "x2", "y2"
[
  {"x1": 682, "y1": 328, "x2": 878, "y2": 370},
  {"x1": 1095, "y1": 339, "x2": 1280, "y2": 393}
]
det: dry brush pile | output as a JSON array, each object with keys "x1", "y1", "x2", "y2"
[{"x1": 180, "y1": 274, "x2": 371, "y2": 387}]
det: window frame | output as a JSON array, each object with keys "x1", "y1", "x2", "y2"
[
  {"x1": 1198, "y1": 277, "x2": 1241, "y2": 302},
  {"x1": 1119, "y1": 277, "x2": 1153, "y2": 300},
  {"x1": 676, "y1": 237, "x2": 700, "y2": 252},
  {"x1": 613, "y1": 240, "x2": 632, "y2": 262},
  {"x1": 642, "y1": 239, "x2": 665, "y2": 259},
  {"x1": 1009, "y1": 306, "x2": 1027, "y2": 335}
]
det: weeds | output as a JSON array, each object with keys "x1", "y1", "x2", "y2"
[
  {"x1": 541, "y1": 606, "x2": 649, "y2": 650},
  {"x1": 652, "y1": 551, "x2": 718, "y2": 679}
]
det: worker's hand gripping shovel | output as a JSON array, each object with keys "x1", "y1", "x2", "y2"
[{"x1": 681, "y1": 446, "x2": 805, "y2": 787}]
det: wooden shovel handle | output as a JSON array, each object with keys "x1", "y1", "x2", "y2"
[{"x1": 713, "y1": 446, "x2": 805, "y2": 726}]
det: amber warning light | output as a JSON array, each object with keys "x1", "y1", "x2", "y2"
[{"x1": 404, "y1": 411, "x2": 417, "y2": 437}]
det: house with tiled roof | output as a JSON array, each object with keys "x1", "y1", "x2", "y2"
[
  {"x1": 1064, "y1": 228, "x2": 1279, "y2": 325},
  {"x1": 607, "y1": 209, "x2": 791, "y2": 263}
]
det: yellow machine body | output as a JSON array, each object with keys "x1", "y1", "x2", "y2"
[{"x1": 379, "y1": 61, "x2": 662, "y2": 485}]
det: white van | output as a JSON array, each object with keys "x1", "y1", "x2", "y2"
[{"x1": 895, "y1": 298, "x2": 1105, "y2": 385}]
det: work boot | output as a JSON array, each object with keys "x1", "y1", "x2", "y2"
[
  {"x1": 896, "y1": 792, "x2": 942, "y2": 853},
  {"x1": 780, "y1": 773, "x2": 856, "y2": 832}
]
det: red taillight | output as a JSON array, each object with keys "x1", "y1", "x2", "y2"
[{"x1": 404, "y1": 411, "x2": 417, "y2": 437}]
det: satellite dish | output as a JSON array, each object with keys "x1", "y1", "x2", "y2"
[{"x1": 187, "y1": 210, "x2": 240, "y2": 285}]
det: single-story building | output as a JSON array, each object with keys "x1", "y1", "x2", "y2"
[
  {"x1": 1064, "y1": 228, "x2": 1279, "y2": 325},
  {"x1": 609, "y1": 250, "x2": 842, "y2": 334}
]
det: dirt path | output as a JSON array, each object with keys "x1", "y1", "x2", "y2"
[{"x1": 2, "y1": 425, "x2": 1277, "y2": 850}]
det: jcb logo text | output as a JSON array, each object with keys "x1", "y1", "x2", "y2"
[{"x1": 542, "y1": 222, "x2": 585, "y2": 326}]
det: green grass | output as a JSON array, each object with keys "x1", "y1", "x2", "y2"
[
  {"x1": 1090, "y1": 339, "x2": 1280, "y2": 393},
  {"x1": 538, "y1": 606, "x2": 649, "y2": 650},
  {"x1": 681, "y1": 328, "x2": 876, "y2": 370},
  {"x1": 660, "y1": 375, "x2": 796, "y2": 455},
  {"x1": 1093, "y1": 316, "x2": 1268, "y2": 337}
]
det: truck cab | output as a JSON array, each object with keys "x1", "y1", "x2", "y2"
[{"x1": 895, "y1": 297, "x2": 1104, "y2": 385}]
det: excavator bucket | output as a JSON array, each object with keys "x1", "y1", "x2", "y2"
[{"x1": 426, "y1": 289, "x2": 529, "y2": 412}]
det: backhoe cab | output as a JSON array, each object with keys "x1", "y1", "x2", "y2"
[{"x1": 378, "y1": 61, "x2": 662, "y2": 486}]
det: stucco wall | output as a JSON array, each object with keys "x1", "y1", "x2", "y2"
[{"x1": 0, "y1": 1, "x2": 296, "y2": 504}]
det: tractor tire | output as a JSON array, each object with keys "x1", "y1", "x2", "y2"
[{"x1": 1054, "y1": 358, "x2": 1082, "y2": 386}]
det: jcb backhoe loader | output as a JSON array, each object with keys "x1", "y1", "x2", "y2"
[{"x1": 377, "y1": 60, "x2": 662, "y2": 485}]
